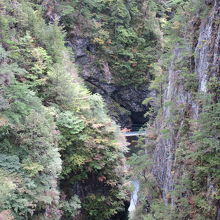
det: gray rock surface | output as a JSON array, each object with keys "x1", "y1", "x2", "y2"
[
  {"x1": 152, "y1": 0, "x2": 220, "y2": 207},
  {"x1": 69, "y1": 36, "x2": 150, "y2": 128}
]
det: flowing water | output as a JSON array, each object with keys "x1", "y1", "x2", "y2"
[{"x1": 128, "y1": 180, "x2": 139, "y2": 212}]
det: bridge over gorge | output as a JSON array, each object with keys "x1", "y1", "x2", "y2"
[
  {"x1": 121, "y1": 124, "x2": 146, "y2": 137},
  {"x1": 123, "y1": 131, "x2": 146, "y2": 137}
]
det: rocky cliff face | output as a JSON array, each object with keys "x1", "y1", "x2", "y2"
[
  {"x1": 152, "y1": 47, "x2": 194, "y2": 205},
  {"x1": 68, "y1": 36, "x2": 150, "y2": 128},
  {"x1": 150, "y1": 0, "x2": 220, "y2": 218},
  {"x1": 195, "y1": 0, "x2": 220, "y2": 93}
]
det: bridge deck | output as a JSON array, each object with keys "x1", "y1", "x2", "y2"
[{"x1": 123, "y1": 131, "x2": 146, "y2": 137}]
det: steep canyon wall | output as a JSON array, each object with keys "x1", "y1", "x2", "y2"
[{"x1": 137, "y1": 0, "x2": 220, "y2": 219}]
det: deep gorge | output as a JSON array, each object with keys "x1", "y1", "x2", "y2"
[{"x1": 0, "y1": 0, "x2": 220, "y2": 220}]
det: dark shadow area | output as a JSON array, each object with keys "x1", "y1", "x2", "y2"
[
  {"x1": 130, "y1": 111, "x2": 148, "y2": 130},
  {"x1": 110, "y1": 200, "x2": 130, "y2": 220}
]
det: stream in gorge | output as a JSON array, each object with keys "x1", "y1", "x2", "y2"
[
  {"x1": 124, "y1": 134, "x2": 141, "y2": 219},
  {"x1": 127, "y1": 135, "x2": 141, "y2": 219},
  {"x1": 128, "y1": 180, "x2": 140, "y2": 213},
  {"x1": 110, "y1": 132, "x2": 142, "y2": 220}
]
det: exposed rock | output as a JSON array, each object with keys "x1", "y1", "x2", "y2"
[
  {"x1": 68, "y1": 36, "x2": 149, "y2": 128},
  {"x1": 152, "y1": 47, "x2": 194, "y2": 205},
  {"x1": 151, "y1": 0, "x2": 220, "y2": 210}
]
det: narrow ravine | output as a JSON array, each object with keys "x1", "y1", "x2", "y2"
[
  {"x1": 1, "y1": 0, "x2": 219, "y2": 219},
  {"x1": 125, "y1": 125, "x2": 145, "y2": 219}
]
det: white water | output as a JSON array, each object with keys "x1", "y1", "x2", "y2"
[{"x1": 128, "y1": 180, "x2": 139, "y2": 212}]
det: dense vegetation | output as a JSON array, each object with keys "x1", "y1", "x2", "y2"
[
  {"x1": 58, "y1": 0, "x2": 161, "y2": 86},
  {"x1": 0, "y1": 0, "x2": 127, "y2": 219},
  {"x1": 1, "y1": 0, "x2": 219, "y2": 220},
  {"x1": 128, "y1": 0, "x2": 220, "y2": 219}
]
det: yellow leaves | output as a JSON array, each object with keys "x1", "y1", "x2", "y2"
[
  {"x1": 92, "y1": 37, "x2": 105, "y2": 45},
  {"x1": 0, "y1": 171, "x2": 17, "y2": 192},
  {"x1": 69, "y1": 154, "x2": 87, "y2": 167},
  {"x1": 94, "y1": 138, "x2": 102, "y2": 144},
  {"x1": 21, "y1": 160, "x2": 44, "y2": 176},
  {"x1": 105, "y1": 126, "x2": 115, "y2": 132},
  {"x1": 210, "y1": 191, "x2": 218, "y2": 199},
  {"x1": 160, "y1": 17, "x2": 167, "y2": 24},
  {"x1": 171, "y1": 21, "x2": 181, "y2": 30},
  {"x1": 94, "y1": 138, "x2": 108, "y2": 144},
  {"x1": 166, "y1": 8, "x2": 172, "y2": 13},
  {"x1": 45, "y1": 106, "x2": 57, "y2": 117},
  {"x1": 36, "y1": 77, "x2": 48, "y2": 83},
  {"x1": 160, "y1": 17, "x2": 168, "y2": 28},
  {"x1": 106, "y1": 180, "x2": 117, "y2": 186},
  {"x1": 110, "y1": 141, "x2": 121, "y2": 148},
  {"x1": 88, "y1": 193, "x2": 96, "y2": 200},
  {"x1": 166, "y1": 193, "x2": 171, "y2": 200},
  {"x1": 0, "y1": 116, "x2": 8, "y2": 127}
]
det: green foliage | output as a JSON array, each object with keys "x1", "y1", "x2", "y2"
[
  {"x1": 0, "y1": 154, "x2": 20, "y2": 173},
  {"x1": 3, "y1": 84, "x2": 43, "y2": 124},
  {"x1": 14, "y1": 0, "x2": 66, "y2": 62},
  {"x1": 54, "y1": 75, "x2": 127, "y2": 218},
  {"x1": 61, "y1": 195, "x2": 81, "y2": 218},
  {"x1": 21, "y1": 160, "x2": 44, "y2": 177},
  {"x1": 82, "y1": 193, "x2": 121, "y2": 220},
  {"x1": 128, "y1": 1, "x2": 220, "y2": 219},
  {"x1": 0, "y1": 2, "x2": 63, "y2": 215},
  {"x1": 57, "y1": 111, "x2": 85, "y2": 134},
  {"x1": 3, "y1": 0, "x2": 128, "y2": 218},
  {"x1": 58, "y1": 0, "x2": 161, "y2": 86},
  {"x1": 58, "y1": 108, "x2": 127, "y2": 218},
  {"x1": 0, "y1": 0, "x2": 130, "y2": 219},
  {"x1": 191, "y1": 99, "x2": 220, "y2": 196},
  {"x1": 0, "y1": 169, "x2": 17, "y2": 205},
  {"x1": 0, "y1": 46, "x2": 26, "y2": 88},
  {"x1": 0, "y1": 95, "x2": 62, "y2": 218}
]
